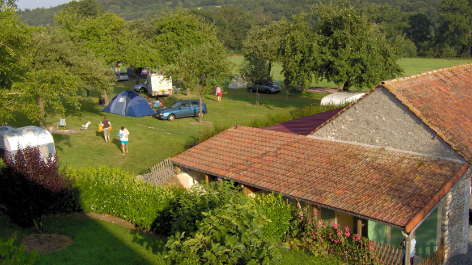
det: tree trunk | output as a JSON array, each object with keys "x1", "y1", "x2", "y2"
[
  {"x1": 268, "y1": 61, "x2": 272, "y2": 80},
  {"x1": 198, "y1": 94, "x2": 203, "y2": 123},
  {"x1": 37, "y1": 98, "x2": 46, "y2": 128},
  {"x1": 337, "y1": 84, "x2": 343, "y2": 92},
  {"x1": 103, "y1": 90, "x2": 109, "y2": 105},
  {"x1": 135, "y1": 67, "x2": 143, "y2": 85},
  {"x1": 186, "y1": 87, "x2": 191, "y2": 96},
  {"x1": 256, "y1": 86, "x2": 259, "y2": 105}
]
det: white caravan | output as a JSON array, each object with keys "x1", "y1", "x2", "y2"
[
  {"x1": 0, "y1": 126, "x2": 55, "y2": 159},
  {"x1": 320, "y1": 92, "x2": 366, "y2": 106},
  {"x1": 147, "y1": 73, "x2": 173, "y2": 97}
]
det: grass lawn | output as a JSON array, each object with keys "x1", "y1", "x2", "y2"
[
  {"x1": 7, "y1": 81, "x2": 327, "y2": 175},
  {"x1": 0, "y1": 211, "x2": 339, "y2": 264}
]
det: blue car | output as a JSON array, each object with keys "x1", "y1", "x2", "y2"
[{"x1": 156, "y1": 100, "x2": 207, "y2": 121}]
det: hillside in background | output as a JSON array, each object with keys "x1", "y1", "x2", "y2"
[{"x1": 18, "y1": 0, "x2": 442, "y2": 27}]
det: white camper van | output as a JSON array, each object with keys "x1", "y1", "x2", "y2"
[
  {"x1": 147, "y1": 73, "x2": 173, "y2": 97},
  {"x1": 0, "y1": 126, "x2": 55, "y2": 159},
  {"x1": 320, "y1": 92, "x2": 365, "y2": 106}
]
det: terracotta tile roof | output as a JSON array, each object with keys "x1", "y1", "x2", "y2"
[
  {"x1": 263, "y1": 107, "x2": 346, "y2": 135},
  {"x1": 171, "y1": 126, "x2": 469, "y2": 232},
  {"x1": 380, "y1": 63, "x2": 472, "y2": 163}
]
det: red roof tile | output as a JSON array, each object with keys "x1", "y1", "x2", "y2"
[
  {"x1": 381, "y1": 63, "x2": 472, "y2": 163},
  {"x1": 263, "y1": 107, "x2": 346, "y2": 135},
  {"x1": 171, "y1": 126, "x2": 469, "y2": 232}
]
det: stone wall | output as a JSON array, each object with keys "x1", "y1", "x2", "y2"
[
  {"x1": 310, "y1": 87, "x2": 461, "y2": 161},
  {"x1": 441, "y1": 172, "x2": 471, "y2": 261}
]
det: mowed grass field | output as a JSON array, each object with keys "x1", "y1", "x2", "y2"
[{"x1": 6, "y1": 57, "x2": 472, "y2": 175}]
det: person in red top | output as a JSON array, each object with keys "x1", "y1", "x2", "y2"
[{"x1": 216, "y1": 86, "x2": 222, "y2": 102}]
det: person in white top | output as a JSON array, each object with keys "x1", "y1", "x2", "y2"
[{"x1": 118, "y1": 126, "x2": 129, "y2": 155}]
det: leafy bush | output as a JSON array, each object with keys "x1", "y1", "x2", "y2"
[
  {"x1": 63, "y1": 166, "x2": 171, "y2": 230},
  {"x1": 252, "y1": 193, "x2": 292, "y2": 241},
  {"x1": 0, "y1": 235, "x2": 37, "y2": 265},
  {"x1": 165, "y1": 200, "x2": 281, "y2": 265},
  {"x1": 0, "y1": 146, "x2": 73, "y2": 232},
  {"x1": 288, "y1": 204, "x2": 379, "y2": 264},
  {"x1": 156, "y1": 181, "x2": 247, "y2": 236}
]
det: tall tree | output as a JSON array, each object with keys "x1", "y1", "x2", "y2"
[
  {"x1": 312, "y1": 1, "x2": 403, "y2": 91},
  {"x1": 123, "y1": 19, "x2": 160, "y2": 84},
  {"x1": 436, "y1": 0, "x2": 472, "y2": 57},
  {"x1": 13, "y1": 28, "x2": 114, "y2": 127},
  {"x1": 279, "y1": 13, "x2": 321, "y2": 97},
  {"x1": 151, "y1": 10, "x2": 219, "y2": 66},
  {"x1": 55, "y1": 0, "x2": 127, "y2": 104},
  {"x1": 243, "y1": 20, "x2": 287, "y2": 82},
  {"x1": 0, "y1": 0, "x2": 31, "y2": 124},
  {"x1": 167, "y1": 42, "x2": 233, "y2": 123},
  {"x1": 406, "y1": 13, "x2": 433, "y2": 54}
]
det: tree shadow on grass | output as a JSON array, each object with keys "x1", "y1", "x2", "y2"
[{"x1": 51, "y1": 133, "x2": 71, "y2": 153}]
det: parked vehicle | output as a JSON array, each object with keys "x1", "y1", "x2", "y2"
[
  {"x1": 115, "y1": 72, "x2": 130, "y2": 81},
  {"x1": 156, "y1": 100, "x2": 207, "y2": 121},
  {"x1": 247, "y1": 82, "x2": 281, "y2": 94},
  {"x1": 0, "y1": 126, "x2": 55, "y2": 159},
  {"x1": 147, "y1": 73, "x2": 173, "y2": 97},
  {"x1": 320, "y1": 92, "x2": 365, "y2": 106},
  {"x1": 133, "y1": 81, "x2": 148, "y2": 93}
]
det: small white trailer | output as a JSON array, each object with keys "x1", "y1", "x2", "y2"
[
  {"x1": 147, "y1": 73, "x2": 173, "y2": 97},
  {"x1": 320, "y1": 92, "x2": 365, "y2": 106},
  {"x1": 0, "y1": 126, "x2": 55, "y2": 159}
]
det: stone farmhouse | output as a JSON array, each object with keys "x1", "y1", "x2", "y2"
[{"x1": 170, "y1": 63, "x2": 472, "y2": 264}]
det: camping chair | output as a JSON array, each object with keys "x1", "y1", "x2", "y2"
[
  {"x1": 57, "y1": 119, "x2": 66, "y2": 130},
  {"x1": 159, "y1": 100, "x2": 165, "y2": 108},
  {"x1": 81, "y1": 121, "x2": 91, "y2": 130}
]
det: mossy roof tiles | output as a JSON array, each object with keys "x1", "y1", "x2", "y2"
[{"x1": 171, "y1": 125, "x2": 469, "y2": 232}]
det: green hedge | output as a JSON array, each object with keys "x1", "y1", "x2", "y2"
[{"x1": 53, "y1": 166, "x2": 292, "y2": 239}]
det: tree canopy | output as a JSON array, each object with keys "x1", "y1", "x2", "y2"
[
  {"x1": 313, "y1": 1, "x2": 403, "y2": 91},
  {"x1": 168, "y1": 41, "x2": 233, "y2": 123}
]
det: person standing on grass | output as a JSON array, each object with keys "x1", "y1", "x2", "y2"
[
  {"x1": 100, "y1": 116, "x2": 111, "y2": 143},
  {"x1": 216, "y1": 86, "x2": 222, "y2": 102},
  {"x1": 118, "y1": 126, "x2": 129, "y2": 155}
]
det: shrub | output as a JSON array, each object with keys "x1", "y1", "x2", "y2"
[
  {"x1": 63, "y1": 166, "x2": 171, "y2": 230},
  {"x1": 165, "y1": 200, "x2": 281, "y2": 265},
  {"x1": 288, "y1": 204, "x2": 379, "y2": 264},
  {"x1": 0, "y1": 235, "x2": 37, "y2": 265},
  {"x1": 0, "y1": 146, "x2": 73, "y2": 232},
  {"x1": 161, "y1": 181, "x2": 247, "y2": 236},
  {"x1": 252, "y1": 193, "x2": 292, "y2": 241}
]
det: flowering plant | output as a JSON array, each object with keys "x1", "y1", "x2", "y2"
[{"x1": 288, "y1": 203, "x2": 379, "y2": 264}]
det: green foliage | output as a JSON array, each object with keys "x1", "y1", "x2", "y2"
[
  {"x1": 168, "y1": 41, "x2": 233, "y2": 122},
  {"x1": 0, "y1": 0, "x2": 32, "y2": 124},
  {"x1": 436, "y1": 0, "x2": 472, "y2": 57},
  {"x1": 252, "y1": 193, "x2": 292, "y2": 241},
  {"x1": 12, "y1": 28, "x2": 115, "y2": 127},
  {"x1": 279, "y1": 13, "x2": 320, "y2": 92},
  {"x1": 243, "y1": 20, "x2": 287, "y2": 81},
  {"x1": 0, "y1": 235, "x2": 37, "y2": 265},
  {"x1": 313, "y1": 0, "x2": 403, "y2": 90},
  {"x1": 288, "y1": 205, "x2": 380, "y2": 264},
  {"x1": 167, "y1": 181, "x2": 247, "y2": 236},
  {"x1": 64, "y1": 166, "x2": 170, "y2": 229},
  {"x1": 0, "y1": 146, "x2": 73, "y2": 232},
  {"x1": 165, "y1": 200, "x2": 281, "y2": 265},
  {"x1": 151, "y1": 10, "x2": 220, "y2": 66}
]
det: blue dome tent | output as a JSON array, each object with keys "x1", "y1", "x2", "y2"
[{"x1": 102, "y1": 91, "x2": 155, "y2": 117}]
